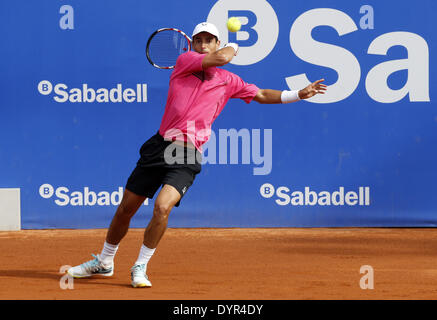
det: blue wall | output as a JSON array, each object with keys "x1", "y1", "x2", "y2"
[{"x1": 1, "y1": 0, "x2": 435, "y2": 228}]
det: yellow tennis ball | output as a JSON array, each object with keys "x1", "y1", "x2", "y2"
[{"x1": 227, "y1": 17, "x2": 241, "y2": 32}]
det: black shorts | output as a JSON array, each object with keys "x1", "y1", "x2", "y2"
[{"x1": 125, "y1": 132, "x2": 202, "y2": 207}]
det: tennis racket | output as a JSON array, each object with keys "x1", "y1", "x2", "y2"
[{"x1": 146, "y1": 28, "x2": 192, "y2": 69}]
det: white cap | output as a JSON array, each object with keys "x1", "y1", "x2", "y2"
[{"x1": 192, "y1": 22, "x2": 220, "y2": 40}]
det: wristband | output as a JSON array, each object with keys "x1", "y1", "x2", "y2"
[
  {"x1": 280, "y1": 90, "x2": 301, "y2": 103},
  {"x1": 224, "y1": 43, "x2": 239, "y2": 55}
]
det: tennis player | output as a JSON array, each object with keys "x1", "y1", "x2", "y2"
[{"x1": 67, "y1": 22, "x2": 327, "y2": 287}]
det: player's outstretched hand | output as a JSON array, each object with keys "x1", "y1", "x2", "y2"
[{"x1": 298, "y1": 79, "x2": 327, "y2": 100}]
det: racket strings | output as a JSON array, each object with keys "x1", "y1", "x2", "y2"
[{"x1": 148, "y1": 30, "x2": 190, "y2": 68}]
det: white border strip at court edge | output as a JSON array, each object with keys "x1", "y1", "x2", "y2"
[{"x1": 0, "y1": 188, "x2": 21, "y2": 231}]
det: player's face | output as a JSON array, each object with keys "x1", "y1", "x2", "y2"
[{"x1": 192, "y1": 32, "x2": 220, "y2": 54}]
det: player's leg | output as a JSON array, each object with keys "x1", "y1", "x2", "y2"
[
  {"x1": 130, "y1": 184, "x2": 181, "y2": 288},
  {"x1": 144, "y1": 184, "x2": 181, "y2": 248},
  {"x1": 129, "y1": 142, "x2": 201, "y2": 287},
  {"x1": 105, "y1": 189, "x2": 146, "y2": 245},
  {"x1": 67, "y1": 189, "x2": 146, "y2": 278},
  {"x1": 67, "y1": 133, "x2": 165, "y2": 280},
  {"x1": 132, "y1": 150, "x2": 201, "y2": 280},
  {"x1": 96, "y1": 188, "x2": 146, "y2": 266}
]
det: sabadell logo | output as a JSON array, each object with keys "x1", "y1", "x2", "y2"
[
  {"x1": 39, "y1": 183, "x2": 148, "y2": 206},
  {"x1": 37, "y1": 80, "x2": 148, "y2": 103}
]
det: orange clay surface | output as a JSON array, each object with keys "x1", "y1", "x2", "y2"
[{"x1": 0, "y1": 228, "x2": 436, "y2": 300}]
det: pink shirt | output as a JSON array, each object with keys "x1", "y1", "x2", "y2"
[{"x1": 158, "y1": 51, "x2": 259, "y2": 152}]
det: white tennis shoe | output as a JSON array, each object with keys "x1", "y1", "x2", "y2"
[
  {"x1": 67, "y1": 254, "x2": 114, "y2": 278},
  {"x1": 131, "y1": 263, "x2": 152, "y2": 288}
]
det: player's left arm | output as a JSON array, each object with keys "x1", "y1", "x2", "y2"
[{"x1": 253, "y1": 79, "x2": 327, "y2": 104}]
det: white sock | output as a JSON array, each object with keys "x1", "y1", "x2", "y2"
[
  {"x1": 135, "y1": 244, "x2": 156, "y2": 270},
  {"x1": 100, "y1": 241, "x2": 119, "y2": 266}
]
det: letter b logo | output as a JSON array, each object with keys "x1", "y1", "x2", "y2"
[
  {"x1": 228, "y1": 10, "x2": 258, "y2": 47},
  {"x1": 207, "y1": 0, "x2": 279, "y2": 65},
  {"x1": 260, "y1": 183, "x2": 275, "y2": 198},
  {"x1": 39, "y1": 183, "x2": 54, "y2": 199},
  {"x1": 38, "y1": 80, "x2": 53, "y2": 95}
]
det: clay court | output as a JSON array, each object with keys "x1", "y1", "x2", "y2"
[{"x1": 0, "y1": 228, "x2": 436, "y2": 300}]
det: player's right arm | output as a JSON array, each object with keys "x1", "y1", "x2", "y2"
[
  {"x1": 202, "y1": 44, "x2": 238, "y2": 69},
  {"x1": 253, "y1": 79, "x2": 327, "y2": 103}
]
